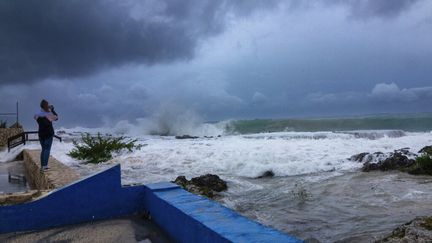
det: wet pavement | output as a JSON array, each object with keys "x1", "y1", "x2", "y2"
[
  {"x1": 0, "y1": 161, "x2": 28, "y2": 194},
  {"x1": 0, "y1": 215, "x2": 173, "y2": 243}
]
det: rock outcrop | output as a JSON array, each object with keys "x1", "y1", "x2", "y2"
[
  {"x1": 173, "y1": 174, "x2": 228, "y2": 198},
  {"x1": 350, "y1": 146, "x2": 432, "y2": 175},
  {"x1": 361, "y1": 152, "x2": 415, "y2": 172},
  {"x1": 175, "y1": 135, "x2": 199, "y2": 139},
  {"x1": 377, "y1": 217, "x2": 432, "y2": 242},
  {"x1": 256, "y1": 170, "x2": 275, "y2": 179},
  {"x1": 419, "y1": 146, "x2": 432, "y2": 155}
]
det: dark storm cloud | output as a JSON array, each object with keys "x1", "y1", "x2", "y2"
[
  {"x1": 0, "y1": 0, "x2": 280, "y2": 84},
  {"x1": 331, "y1": 0, "x2": 420, "y2": 18}
]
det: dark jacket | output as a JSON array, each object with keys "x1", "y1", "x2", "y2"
[
  {"x1": 37, "y1": 109, "x2": 58, "y2": 139},
  {"x1": 37, "y1": 117, "x2": 54, "y2": 139}
]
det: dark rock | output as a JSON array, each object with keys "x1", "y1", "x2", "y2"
[
  {"x1": 362, "y1": 162, "x2": 380, "y2": 172},
  {"x1": 379, "y1": 152, "x2": 415, "y2": 171},
  {"x1": 190, "y1": 174, "x2": 228, "y2": 192},
  {"x1": 419, "y1": 146, "x2": 432, "y2": 155},
  {"x1": 256, "y1": 170, "x2": 275, "y2": 178},
  {"x1": 175, "y1": 135, "x2": 199, "y2": 139},
  {"x1": 376, "y1": 217, "x2": 432, "y2": 242},
  {"x1": 350, "y1": 152, "x2": 370, "y2": 162},
  {"x1": 173, "y1": 174, "x2": 228, "y2": 198},
  {"x1": 361, "y1": 152, "x2": 415, "y2": 172},
  {"x1": 350, "y1": 152, "x2": 387, "y2": 164},
  {"x1": 173, "y1": 176, "x2": 188, "y2": 187},
  {"x1": 395, "y1": 148, "x2": 410, "y2": 155}
]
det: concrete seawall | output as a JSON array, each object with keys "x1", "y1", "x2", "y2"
[
  {"x1": 1, "y1": 151, "x2": 303, "y2": 242},
  {"x1": 0, "y1": 128, "x2": 23, "y2": 147},
  {"x1": 1, "y1": 149, "x2": 79, "y2": 205},
  {"x1": 23, "y1": 149, "x2": 79, "y2": 190}
]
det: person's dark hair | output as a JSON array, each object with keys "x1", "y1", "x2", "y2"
[{"x1": 40, "y1": 99, "x2": 49, "y2": 110}]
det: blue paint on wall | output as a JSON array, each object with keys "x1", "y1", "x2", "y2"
[
  {"x1": 145, "y1": 182, "x2": 303, "y2": 243},
  {"x1": 0, "y1": 165, "x2": 146, "y2": 233},
  {"x1": 0, "y1": 165, "x2": 303, "y2": 242}
]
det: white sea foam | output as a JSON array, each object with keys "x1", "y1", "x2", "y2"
[
  {"x1": 1, "y1": 126, "x2": 431, "y2": 185},
  {"x1": 0, "y1": 130, "x2": 423, "y2": 185}
]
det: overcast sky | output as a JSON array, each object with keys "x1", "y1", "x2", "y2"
[{"x1": 1, "y1": 0, "x2": 432, "y2": 128}]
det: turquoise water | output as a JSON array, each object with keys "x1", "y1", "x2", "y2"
[{"x1": 224, "y1": 113, "x2": 432, "y2": 134}]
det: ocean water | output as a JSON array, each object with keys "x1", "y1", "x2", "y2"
[{"x1": 2, "y1": 114, "x2": 432, "y2": 242}]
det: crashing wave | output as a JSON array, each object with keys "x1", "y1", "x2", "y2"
[{"x1": 336, "y1": 130, "x2": 406, "y2": 139}]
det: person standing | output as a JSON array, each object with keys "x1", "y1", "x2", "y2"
[{"x1": 34, "y1": 99, "x2": 58, "y2": 171}]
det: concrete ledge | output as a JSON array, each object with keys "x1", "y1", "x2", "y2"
[
  {"x1": 23, "y1": 149, "x2": 79, "y2": 190},
  {"x1": 145, "y1": 182, "x2": 302, "y2": 243},
  {"x1": 0, "y1": 165, "x2": 146, "y2": 233},
  {"x1": 0, "y1": 190, "x2": 50, "y2": 206},
  {"x1": 1, "y1": 164, "x2": 302, "y2": 242}
]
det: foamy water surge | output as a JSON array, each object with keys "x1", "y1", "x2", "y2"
[{"x1": 3, "y1": 129, "x2": 432, "y2": 242}]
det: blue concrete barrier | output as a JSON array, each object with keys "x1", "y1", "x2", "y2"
[
  {"x1": 0, "y1": 164, "x2": 303, "y2": 242},
  {"x1": 144, "y1": 182, "x2": 302, "y2": 243},
  {"x1": 0, "y1": 165, "x2": 146, "y2": 233}
]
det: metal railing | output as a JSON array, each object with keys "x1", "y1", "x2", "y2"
[
  {"x1": 0, "y1": 102, "x2": 19, "y2": 127},
  {"x1": 7, "y1": 131, "x2": 62, "y2": 152}
]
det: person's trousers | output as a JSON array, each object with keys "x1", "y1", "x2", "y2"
[{"x1": 39, "y1": 136, "x2": 53, "y2": 167}]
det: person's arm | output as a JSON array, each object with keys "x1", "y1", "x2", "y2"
[{"x1": 50, "y1": 106, "x2": 58, "y2": 121}]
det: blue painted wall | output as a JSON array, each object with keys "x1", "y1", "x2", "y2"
[
  {"x1": 0, "y1": 165, "x2": 303, "y2": 243},
  {"x1": 0, "y1": 165, "x2": 146, "y2": 233},
  {"x1": 145, "y1": 182, "x2": 302, "y2": 243}
]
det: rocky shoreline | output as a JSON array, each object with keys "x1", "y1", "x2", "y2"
[
  {"x1": 350, "y1": 145, "x2": 432, "y2": 175},
  {"x1": 376, "y1": 217, "x2": 432, "y2": 242},
  {"x1": 349, "y1": 145, "x2": 432, "y2": 242},
  {"x1": 169, "y1": 144, "x2": 432, "y2": 242}
]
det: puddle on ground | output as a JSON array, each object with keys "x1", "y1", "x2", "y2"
[{"x1": 0, "y1": 161, "x2": 29, "y2": 194}]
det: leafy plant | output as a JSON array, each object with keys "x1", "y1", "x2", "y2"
[
  {"x1": 408, "y1": 153, "x2": 432, "y2": 175},
  {"x1": 68, "y1": 133, "x2": 143, "y2": 164},
  {"x1": 0, "y1": 120, "x2": 7, "y2": 128}
]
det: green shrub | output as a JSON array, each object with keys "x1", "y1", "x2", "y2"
[
  {"x1": 409, "y1": 154, "x2": 432, "y2": 175},
  {"x1": 416, "y1": 155, "x2": 432, "y2": 172},
  {"x1": 68, "y1": 133, "x2": 143, "y2": 164}
]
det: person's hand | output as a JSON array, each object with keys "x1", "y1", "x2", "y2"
[{"x1": 49, "y1": 105, "x2": 55, "y2": 111}]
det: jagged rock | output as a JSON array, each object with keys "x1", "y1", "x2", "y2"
[
  {"x1": 376, "y1": 217, "x2": 432, "y2": 242},
  {"x1": 395, "y1": 148, "x2": 411, "y2": 155},
  {"x1": 379, "y1": 152, "x2": 415, "y2": 170},
  {"x1": 362, "y1": 152, "x2": 415, "y2": 172},
  {"x1": 419, "y1": 146, "x2": 432, "y2": 155},
  {"x1": 350, "y1": 152, "x2": 370, "y2": 162},
  {"x1": 256, "y1": 170, "x2": 275, "y2": 179},
  {"x1": 191, "y1": 174, "x2": 228, "y2": 192},
  {"x1": 175, "y1": 135, "x2": 199, "y2": 139},
  {"x1": 350, "y1": 152, "x2": 386, "y2": 163},
  {"x1": 173, "y1": 174, "x2": 227, "y2": 198},
  {"x1": 173, "y1": 176, "x2": 188, "y2": 187}
]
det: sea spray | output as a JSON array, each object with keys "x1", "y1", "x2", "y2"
[{"x1": 105, "y1": 103, "x2": 225, "y2": 137}]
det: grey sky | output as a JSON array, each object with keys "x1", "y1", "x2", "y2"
[{"x1": 0, "y1": 0, "x2": 431, "y2": 128}]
